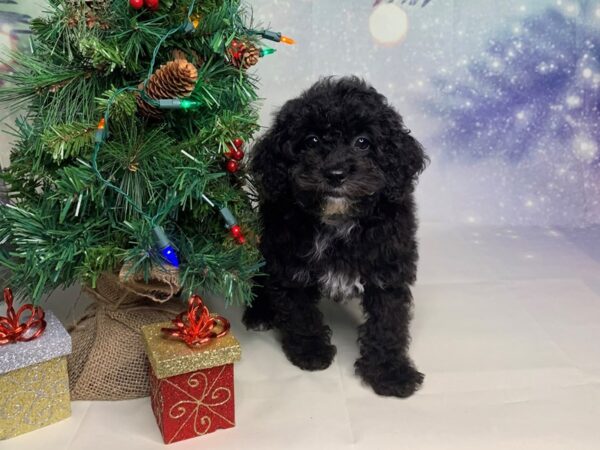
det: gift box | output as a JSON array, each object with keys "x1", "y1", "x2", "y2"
[
  {"x1": 0, "y1": 298, "x2": 72, "y2": 440},
  {"x1": 142, "y1": 296, "x2": 241, "y2": 445}
]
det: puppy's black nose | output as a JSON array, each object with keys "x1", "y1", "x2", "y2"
[{"x1": 325, "y1": 169, "x2": 347, "y2": 186}]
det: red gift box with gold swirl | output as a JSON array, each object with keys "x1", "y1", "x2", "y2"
[{"x1": 141, "y1": 298, "x2": 241, "y2": 445}]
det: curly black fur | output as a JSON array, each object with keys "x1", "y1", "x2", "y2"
[{"x1": 244, "y1": 77, "x2": 428, "y2": 398}]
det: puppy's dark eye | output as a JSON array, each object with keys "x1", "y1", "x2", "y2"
[
  {"x1": 304, "y1": 135, "x2": 319, "y2": 148},
  {"x1": 354, "y1": 137, "x2": 371, "y2": 150}
]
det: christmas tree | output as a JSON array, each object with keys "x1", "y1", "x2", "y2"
[{"x1": 0, "y1": 0, "x2": 291, "y2": 304}]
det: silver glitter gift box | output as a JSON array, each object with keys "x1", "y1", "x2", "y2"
[{"x1": 0, "y1": 311, "x2": 72, "y2": 440}]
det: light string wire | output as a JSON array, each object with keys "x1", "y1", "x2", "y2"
[
  {"x1": 90, "y1": 1, "x2": 278, "y2": 242},
  {"x1": 91, "y1": 0, "x2": 208, "y2": 228}
]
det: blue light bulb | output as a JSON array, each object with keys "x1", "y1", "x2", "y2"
[
  {"x1": 153, "y1": 226, "x2": 180, "y2": 267},
  {"x1": 160, "y1": 245, "x2": 180, "y2": 267}
]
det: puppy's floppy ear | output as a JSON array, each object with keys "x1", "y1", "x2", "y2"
[
  {"x1": 380, "y1": 106, "x2": 429, "y2": 203},
  {"x1": 250, "y1": 117, "x2": 294, "y2": 202}
]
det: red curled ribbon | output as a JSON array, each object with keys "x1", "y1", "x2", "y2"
[
  {"x1": 161, "y1": 295, "x2": 230, "y2": 348},
  {"x1": 0, "y1": 288, "x2": 47, "y2": 345}
]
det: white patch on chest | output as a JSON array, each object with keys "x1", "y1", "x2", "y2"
[
  {"x1": 307, "y1": 221, "x2": 356, "y2": 262},
  {"x1": 305, "y1": 216, "x2": 362, "y2": 302},
  {"x1": 319, "y1": 270, "x2": 364, "y2": 303}
]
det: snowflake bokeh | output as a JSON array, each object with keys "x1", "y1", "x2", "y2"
[{"x1": 427, "y1": 7, "x2": 600, "y2": 164}]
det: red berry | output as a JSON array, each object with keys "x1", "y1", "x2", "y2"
[
  {"x1": 226, "y1": 160, "x2": 239, "y2": 173},
  {"x1": 230, "y1": 225, "x2": 242, "y2": 238},
  {"x1": 236, "y1": 235, "x2": 246, "y2": 245},
  {"x1": 233, "y1": 138, "x2": 244, "y2": 149},
  {"x1": 145, "y1": 0, "x2": 159, "y2": 10},
  {"x1": 233, "y1": 149, "x2": 245, "y2": 161},
  {"x1": 130, "y1": 0, "x2": 144, "y2": 8},
  {"x1": 224, "y1": 144, "x2": 236, "y2": 159}
]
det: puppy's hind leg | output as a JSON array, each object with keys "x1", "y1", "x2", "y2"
[{"x1": 243, "y1": 281, "x2": 276, "y2": 331}]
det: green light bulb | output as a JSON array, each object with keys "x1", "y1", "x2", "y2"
[
  {"x1": 260, "y1": 47, "x2": 276, "y2": 57},
  {"x1": 180, "y1": 99, "x2": 201, "y2": 110}
]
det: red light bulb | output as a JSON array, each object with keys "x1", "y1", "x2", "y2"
[
  {"x1": 236, "y1": 235, "x2": 246, "y2": 245},
  {"x1": 230, "y1": 225, "x2": 242, "y2": 238}
]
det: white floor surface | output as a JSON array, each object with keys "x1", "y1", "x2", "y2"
[{"x1": 3, "y1": 224, "x2": 600, "y2": 449}]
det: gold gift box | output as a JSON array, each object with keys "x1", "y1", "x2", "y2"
[
  {"x1": 141, "y1": 321, "x2": 241, "y2": 379},
  {"x1": 0, "y1": 311, "x2": 72, "y2": 440}
]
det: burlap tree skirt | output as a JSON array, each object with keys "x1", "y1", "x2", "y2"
[{"x1": 68, "y1": 268, "x2": 183, "y2": 401}]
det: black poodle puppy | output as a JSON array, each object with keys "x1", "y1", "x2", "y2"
[{"x1": 244, "y1": 76, "x2": 428, "y2": 398}]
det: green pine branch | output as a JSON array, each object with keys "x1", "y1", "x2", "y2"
[
  {"x1": 0, "y1": 0, "x2": 268, "y2": 304},
  {"x1": 96, "y1": 87, "x2": 138, "y2": 120},
  {"x1": 41, "y1": 122, "x2": 96, "y2": 162}
]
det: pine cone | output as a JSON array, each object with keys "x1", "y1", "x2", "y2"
[
  {"x1": 230, "y1": 41, "x2": 260, "y2": 70},
  {"x1": 240, "y1": 44, "x2": 260, "y2": 69},
  {"x1": 137, "y1": 59, "x2": 199, "y2": 119},
  {"x1": 171, "y1": 49, "x2": 187, "y2": 61},
  {"x1": 85, "y1": 11, "x2": 109, "y2": 30},
  {"x1": 171, "y1": 49, "x2": 204, "y2": 68},
  {"x1": 85, "y1": 12, "x2": 97, "y2": 29},
  {"x1": 67, "y1": 15, "x2": 79, "y2": 29}
]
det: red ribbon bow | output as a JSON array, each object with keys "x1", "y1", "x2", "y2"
[
  {"x1": 0, "y1": 288, "x2": 47, "y2": 345},
  {"x1": 161, "y1": 295, "x2": 230, "y2": 348}
]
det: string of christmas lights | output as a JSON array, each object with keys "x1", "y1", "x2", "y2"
[{"x1": 92, "y1": 0, "x2": 293, "y2": 267}]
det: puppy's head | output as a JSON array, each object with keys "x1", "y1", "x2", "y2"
[{"x1": 251, "y1": 76, "x2": 428, "y2": 221}]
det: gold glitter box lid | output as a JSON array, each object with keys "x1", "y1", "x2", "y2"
[{"x1": 141, "y1": 321, "x2": 241, "y2": 380}]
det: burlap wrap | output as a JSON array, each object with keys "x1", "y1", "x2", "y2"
[{"x1": 68, "y1": 269, "x2": 183, "y2": 401}]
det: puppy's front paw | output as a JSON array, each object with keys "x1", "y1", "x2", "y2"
[
  {"x1": 282, "y1": 336, "x2": 337, "y2": 371},
  {"x1": 355, "y1": 357, "x2": 424, "y2": 398},
  {"x1": 242, "y1": 303, "x2": 275, "y2": 331}
]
